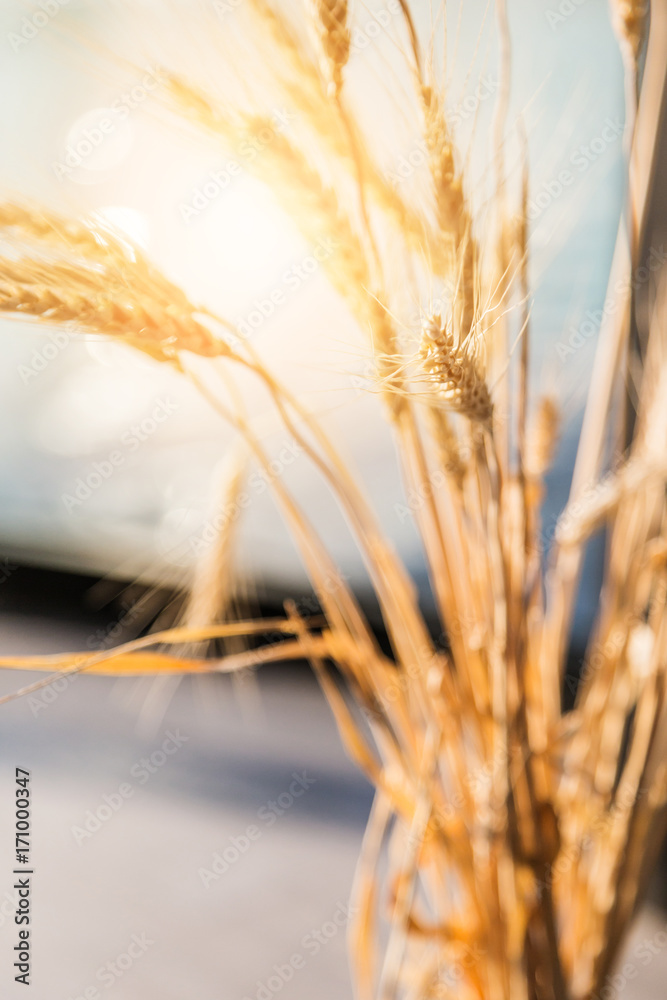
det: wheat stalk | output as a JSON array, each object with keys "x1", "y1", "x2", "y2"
[{"x1": 428, "y1": 408, "x2": 467, "y2": 490}]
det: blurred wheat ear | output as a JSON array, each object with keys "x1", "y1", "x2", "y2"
[{"x1": 0, "y1": 2, "x2": 666, "y2": 999}]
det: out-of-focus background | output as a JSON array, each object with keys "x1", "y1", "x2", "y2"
[
  {"x1": 0, "y1": 1, "x2": 665, "y2": 997},
  {"x1": 0, "y1": 0, "x2": 630, "y2": 623}
]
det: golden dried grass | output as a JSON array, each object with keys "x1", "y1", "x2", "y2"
[
  {"x1": 0, "y1": 3, "x2": 665, "y2": 1000},
  {"x1": 0, "y1": 204, "x2": 227, "y2": 362}
]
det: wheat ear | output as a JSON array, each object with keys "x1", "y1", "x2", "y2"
[
  {"x1": 419, "y1": 316, "x2": 493, "y2": 424},
  {"x1": 0, "y1": 204, "x2": 226, "y2": 361},
  {"x1": 525, "y1": 397, "x2": 561, "y2": 481},
  {"x1": 309, "y1": 0, "x2": 350, "y2": 98},
  {"x1": 610, "y1": 0, "x2": 649, "y2": 60},
  {"x1": 183, "y1": 448, "x2": 248, "y2": 631},
  {"x1": 247, "y1": 0, "x2": 435, "y2": 260}
]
